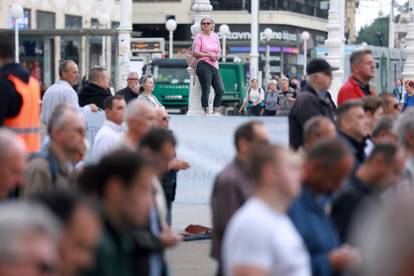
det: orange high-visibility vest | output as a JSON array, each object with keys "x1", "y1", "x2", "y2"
[{"x1": 4, "y1": 74, "x2": 41, "y2": 153}]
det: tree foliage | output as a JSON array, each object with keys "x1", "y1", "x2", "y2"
[{"x1": 356, "y1": 17, "x2": 389, "y2": 47}]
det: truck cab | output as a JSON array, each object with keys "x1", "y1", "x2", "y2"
[{"x1": 145, "y1": 58, "x2": 246, "y2": 114}]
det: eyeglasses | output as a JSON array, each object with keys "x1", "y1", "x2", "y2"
[{"x1": 202, "y1": 22, "x2": 211, "y2": 25}]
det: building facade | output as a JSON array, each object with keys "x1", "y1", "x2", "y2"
[
  {"x1": 132, "y1": 0, "x2": 329, "y2": 77},
  {"x1": 0, "y1": 0, "x2": 120, "y2": 87}
]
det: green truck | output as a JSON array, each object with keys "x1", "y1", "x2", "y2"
[{"x1": 144, "y1": 58, "x2": 246, "y2": 114}]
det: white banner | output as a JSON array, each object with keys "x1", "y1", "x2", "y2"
[{"x1": 170, "y1": 115, "x2": 289, "y2": 204}]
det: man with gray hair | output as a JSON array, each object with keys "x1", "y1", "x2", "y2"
[
  {"x1": 41, "y1": 60, "x2": 98, "y2": 125},
  {"x1": 0, "y1": 129, "x2": 26, "y2": 199},
  {"x1": 79, "y1": 66, "x2": 112, "y2": 109},
  {"x1": 289, "y1": 59, "x2": 337, "y2": 150},
  {"x1": 119, "y1": 99, "x2": 156, "y2": 150},
  {"x1": 25, "y1": 104, "x2": 86, "y2": 197},
  {"x1": 0, "y1": 202, "x2": 61, "y2": 276},
  {"x1": 116, "y1": 72, "x2": 140, "y2": 103}
]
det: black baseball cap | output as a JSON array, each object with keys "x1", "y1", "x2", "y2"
[{"x1": 306, "y1": 58, "x2": 338, "y2": 75}]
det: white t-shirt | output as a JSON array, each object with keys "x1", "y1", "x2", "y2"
[
  {"x1": 222, "y1": 197, "x2": 310, "y2": 276},
  {"x1": 244, "y1": 88, "x2": 265, "y2": 103}
]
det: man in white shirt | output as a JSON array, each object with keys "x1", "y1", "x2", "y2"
[
  {"x1": 92, "y1": 96, "x2": 126, "y2": 163},
  {"x1": 41, "y1": 60, "x2": 98, "y2": 125},
  {"x1": 223, "y1": 143, "x2": 310, "y2": 276}
]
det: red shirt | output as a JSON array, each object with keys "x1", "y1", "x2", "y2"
[{"x1": 337, "y1": 77, "x2": 371, "y2": 106}]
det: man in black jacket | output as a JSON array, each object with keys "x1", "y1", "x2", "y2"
[
  {"x1": 79, "y1": 66, "x2": 111, "y2": 109},
  {"x1": 289, "y1": 59, "x2": 337, "y2": 150},
  {"x1": 331, "y1": 143, "x2": 406, "y2": 242},
  {"x1": 336, "y1": 100, "x2": 369, "y2": 169},
  {"x1": 116, "y1": 72, "x2": 140, "y2": 103},
  {"x1": 0, "y1": 33, "x2": 24, "y2": 126}
]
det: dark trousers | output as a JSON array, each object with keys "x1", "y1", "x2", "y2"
[
  {"x1": 262, "y1": 109, "x2": 277, "y2": 116},
  {"x1": 247, "y1": 105, "x2": 262, "y2": 116},
  {"x1": 196, "y1": 61, "x2": 224, "y2": 108}
]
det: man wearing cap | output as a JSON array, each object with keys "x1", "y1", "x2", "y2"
[
  {"x1": 289, "y1": 58, "x2": 337, "y2": 150},
  {"x1": 337, "y1": 49, "x2": 375, "y2": 106}
]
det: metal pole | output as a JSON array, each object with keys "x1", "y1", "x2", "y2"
[
  {"x1": 118, "y1": 0, "x2": 132, "y2": 90},
  {"x1": 102, "y1": 28, "x2": 107, "y2": 69},
  {"x1": 169, "y1": 31, "x2": 173, "y2": 58},
  {"x1": 250, "y1": 0, "x2": 259, "y2": 80},
  {"x1": 265, "y1": 44, "x2": 270, "y2": 86},
  {"x1": 389, "y1": 0, "x2": 395, "y2": 48},
  {"x1": 303, "y1": 39, "x2": 307, "y2": 76},
  {"x1": 14, "y1": 19, "x2": 19, "y2": 63},
  {"x1": 222, "y1": 36, "x2": 226, "y2": 62},
  {"x1": 280, "y1": 51, "x2": 284, "y2": 77}
]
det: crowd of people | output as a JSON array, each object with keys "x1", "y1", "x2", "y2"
[
  {"x1": 211, "y1": 48, "x2": 414, "y2": 276},
  {"x1": 2, "y1": 25, "x2": 414, "y2": 276}
]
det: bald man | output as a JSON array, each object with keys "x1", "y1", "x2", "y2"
[
  {"x1": 116, "y1": 72, "x2": 140, "y2": 103},
  {"x1": 155, "y1": 107, "x2": 170, "y2": 129},
  {"x1": 0, "y1": 128, "x2": 26, "y2": 199},
  {"x1": 120, "y1": 99, "x2": 156, "y2": 150}
]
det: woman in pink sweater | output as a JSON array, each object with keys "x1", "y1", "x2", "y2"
[{"x1": 192, "y1": 17, "x2": 224, "y2": 115}]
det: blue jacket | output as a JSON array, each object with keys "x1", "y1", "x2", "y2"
[{"x1": 288, "y1": 186, "x2": 340, "y2": 276}]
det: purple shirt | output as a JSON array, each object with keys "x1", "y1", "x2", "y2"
[{"x1": 193, "y1": 32, "x2": 221, "y2": 69}]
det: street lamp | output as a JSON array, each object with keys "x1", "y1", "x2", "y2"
[
  {"x1": 301, "y1": 31, "x2": 310, "y2": 77},
  {"x1": 10, "y1": 4, "x2": 23, "y2": 63},
  {"x1": 250, "y1": 0, "x2": 259, "y2": 80},
  {"x1": 165, "y1": 19, "x2": 177, "y2": 58},
  {"x1": 219, "y1": 24, "x2": 230, "y2": 62},
  {"x1": 98, "y1": 13, "x2": 110, "y2": 69},
  {"x1": 263, "y1": 28, "x2": 273, "y2": 86}
]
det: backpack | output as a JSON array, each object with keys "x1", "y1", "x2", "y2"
[
  {"x1": 186, "y1": 48, "x2": 198, "y2": 68},
  {"x1": 29, "y1": 151, "x2": 59, "y2": 186},
  {"x1": 186, "y1": 35, "x2": 203, "y2": 69}
]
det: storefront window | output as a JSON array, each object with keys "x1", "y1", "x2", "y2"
[
  {"x1": 89, "y1": 18, "x2": 102, "y2": 68},
  {"x1": 62, "y1": 15, "x2": 82, "y2": 67},
  {"x1": 37, "y1": 11, "x2": 55, "y2": 30},
  {"x1": 211, "y1": 0, "x2": 328, "y2": 19}
]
